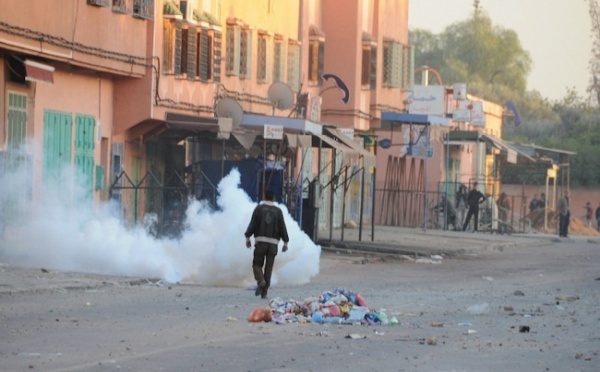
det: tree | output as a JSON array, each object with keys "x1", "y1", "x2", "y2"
[
  {"x1": 588, "y1": 0, "x2": 600, "y2": 105},
  {"x1": 410, "y1": 11, "x2": 531, "y2": 94}
]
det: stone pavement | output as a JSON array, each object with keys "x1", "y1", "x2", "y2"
[
  {"x1": 317, "y1": 224, "x2": 597, "y2": 257},
  {"x1": 2, "y1": 225, "x2": 597, "y2": 296}
]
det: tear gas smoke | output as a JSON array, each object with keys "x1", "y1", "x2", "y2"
[{"x1": 0, "y1": 159, "x2": 321, "y2": 287}]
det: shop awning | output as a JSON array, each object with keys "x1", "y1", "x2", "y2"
[
  {"x1": 25, "y1": 60, "x2": 54, "y2": 85},
  {"x1": 165, "y1": 112, "x2": 234, "y2": 139},
  {"x1": 310, "y1": 131, "x2": 357, "y2": 154},
  {"x1": 241, "y1": 114, "x2": 321, "y2": 134},
  {"x1": 324, "y1": 127, "x2": 376, "y2": 167},
  {"x1": 446, "y1": 131, "x2": 535, "y2": 164},
  {"x1": 380, "y1": 112, "x2": 450, "y2": 128}
]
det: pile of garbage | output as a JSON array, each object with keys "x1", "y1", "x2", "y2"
[{"x1": 249, "y1": 289, "x2": 398, "y2": 325}]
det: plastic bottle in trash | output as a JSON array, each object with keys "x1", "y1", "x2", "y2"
[
  {"x1": 376, "y1": 310, "x2": 389, "y2": 325},
  {"x1": 390, "y1": 316, "x2": 399, "y2": 326}
]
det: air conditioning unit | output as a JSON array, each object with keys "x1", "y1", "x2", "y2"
[{"x1": 179, "y1": 0, "x2": 195, "y2": 22}]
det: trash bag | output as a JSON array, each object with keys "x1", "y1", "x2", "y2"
[{"x1": 248, "y1": 307, "x2": 273, "y2": 323}]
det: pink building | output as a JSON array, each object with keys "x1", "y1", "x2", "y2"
[{"x1": 1, "y1": 0, "x2": 415, "y2": 239}]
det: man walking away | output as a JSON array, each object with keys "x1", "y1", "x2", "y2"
[
  {"x1": 462, "y1": 182, "x2": 487, "y2": 233},
  {"x1": 245, "y1": 191, "x2": 289, "y2": 299}
]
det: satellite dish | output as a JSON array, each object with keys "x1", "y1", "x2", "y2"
[
  {"x1": 267, "y1": 82, "x2": 295, "y2": 110},
  {"x1": 215, "y1": 97, "x2": 244, "y2": 128}
]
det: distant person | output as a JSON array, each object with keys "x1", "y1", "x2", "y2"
[
  {"x1": 557, "y1": 191, "x2": 571, "y2": 237},
  {"x1": 529, "y1": 194, "x2": 539, "y2": 213},
  {"x1": 455, "y1": 184, "x2": 468, "y2": 228},
  {"x1": 462, "y1": 182, "x2": 487, "y2": 233},
  {"x1": 596, "y1": 202, "x2": 600, "y2": 231},
  {"x1": 245, "y1": 190, "x2": 289, "y2": 299},
  {"x1": 497, "y1": 192, "x2": 511, "y2": 234},
  {"x1": 537, "y1": 192, "x2": 546, "y2": 210},
  {"x1": 435, "y1": 194, "x2": 457, "y2": 230},
  {"x1": 584, "y1": 201, "x2": 593, "y2": 227}
]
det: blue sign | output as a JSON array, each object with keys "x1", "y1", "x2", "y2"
[{"x1": 379, "y1": 138, "x2": 392, "y2": 149}]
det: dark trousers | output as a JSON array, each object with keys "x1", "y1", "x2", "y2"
[
  {"x1": 252, "y1": 242, "x2": 278, "y2": 297},
  {"x1": 559, "y1": 212, "x2": 570, "y2": 237},
  {"x1": 462, "y1": 208, "x2": 479, "y2": 232}
]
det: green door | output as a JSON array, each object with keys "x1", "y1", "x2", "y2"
[
  {"x1": 43, "y1": 111, "x2": 72, "y2": 183},
  {"x1": 74, "y1": 114, "x2": 96, "y2": 198}
]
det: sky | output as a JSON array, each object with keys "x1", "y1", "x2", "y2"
[
  {"x1": 409, "y1": 0, "x2": 592, "y2": 102},
  {"x1": 0, "y1": 156, "x2": 321, "y2": 288}
]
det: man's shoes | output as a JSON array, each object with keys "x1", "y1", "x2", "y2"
[{"x1": 255, "y1": 279, "x2": 266, "y2": 296}]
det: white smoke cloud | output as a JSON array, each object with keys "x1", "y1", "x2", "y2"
[{"x1": 0, "y1": 157, "x2": 321, "y2": 287}]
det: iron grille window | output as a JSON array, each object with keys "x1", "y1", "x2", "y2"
[
  {"x1": 273, "y1": 37, "x2": 285, "y2": 83},
  {"x1": 112, "y1": 0, "x2": 128, "y2": 13},
  {"x1": 382, "y1": 40, "x2": 402, "y2": 88},
  {"x1": 257, "y1": 33, "x2": 270, "y2": 83},
  {"x1": 240, "y1": 28, "x2": 252, "y2": 79},
  {"x1": 287, "y1": 41, "x2": 300, "y2": 91},
  {"x1": 87, "y1": 0, "x2": 110, "y2": 7},
  {"x1": 225, "y1": 24, "x2": 240, "y2": 76},
  {"x1": 402, "y1": 44, "x2": 414, "y2": 89},
  {"x1": 133, "y1": 0, "x2": 154, "y2": 20}
]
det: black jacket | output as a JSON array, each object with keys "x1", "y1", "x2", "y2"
[
  {"x1": 245, "y1": 202, "x2": 289, "y2": 245},
  {"x1": 466, "y1": 189, "x2": 486, "y2": 210}
]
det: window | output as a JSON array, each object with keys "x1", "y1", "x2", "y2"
[
  {"x1": 382, "y1": 39, "x2": 402, "y2": 88},
  {"x1": 402, "y1": 44, "x2": 414, "y2": 89},
  {"x1": 133, "y1": 0, "x2": 154, "y2": 20},
  {"x1": 7, "y1": 92, "x2": 27, "y2": 168},
  {"x1": 287, "y1": 40, "x2": 301, "y2": 91},
  {"x1": 87, "y1": 0, "x2": 110, "y2": 7},
  {"x1": 112, "y1": 0, "x2": 128, "y2": 13},
  {"x1": 197, "y1": 28, "x2": 220, "y2": 82},
  {"x1": 239, "y1": 27, "x2": 252, "y2": 80},
  {"x1": 163, "y1": 20, "x2": 176, "y2": 73},
  {"x1": 225, "y1": 23, "x2": 241, "y2": 76},
  {"x1": 179, "y1": 27, "x2": 189, "y2": 76},
  {"x1": 308, "y1": 39, "x2": 324, "y2": 86},
  {"x1": 361, "y1": 45, "x2": 371, "y2": 88},
  {"x1": 272, "y1": 35, "x2": 285, "y2": 83},
  {"x1": 257, "y1": 31, "x2": 271, "y2": 83},
  {"x1": 186, "y1": 26, "x2": 197, "y2": 80}
]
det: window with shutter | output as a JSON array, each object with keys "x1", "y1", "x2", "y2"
[
  {"x1": 213, "y1": 30, "x2": 222, "y2": 83},
  {"x1": 198, "y1": 29, "x2": 212, "y2": 81},
  {"x1": 180, "y1": 28, "x2": 189, "y2": 77},
  {"x1": 174, "y1": 21, "x2": 182, "y2": 75},
  {"x1": 361, "y1": 45, "x2": 370, "y2": 88},
  {"x1": 187, "y1": 27, "x2": 197, "y2": 80},
  {"x1": 370, "y1": 45, "x2": 377, "y2": 90},
  {"x1": 163, "y1": 20, "x2": 175, "y2": 73},
  {"x1": 308, "y1": 40, "x2": 318, "y2": 84}
]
